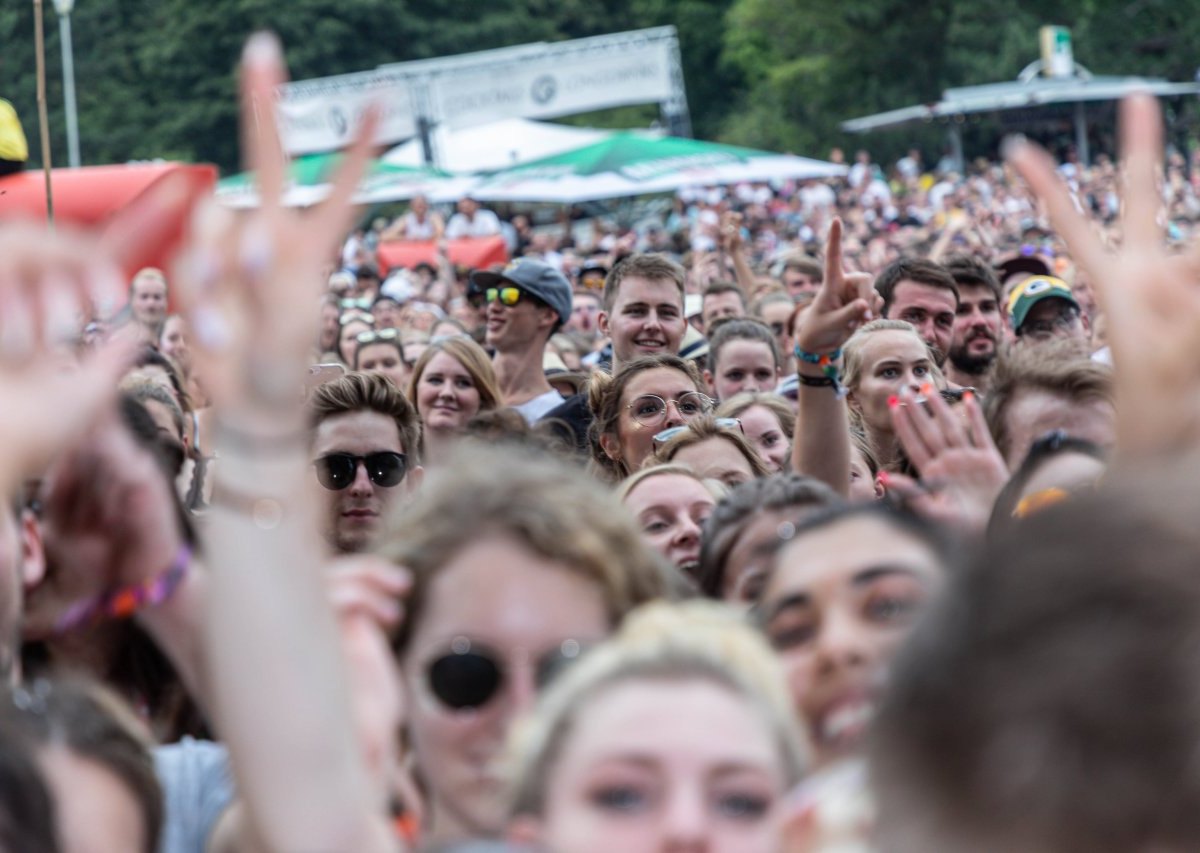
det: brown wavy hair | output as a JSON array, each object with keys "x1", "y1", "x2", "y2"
[{"x1": 588, "y1": 354, "x2": 706, "y2": 482}]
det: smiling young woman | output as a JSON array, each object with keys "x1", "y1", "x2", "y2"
[
  {"x1": 756, "y1": 503, "x2": 955, "y2": 769},
  {"x1": 407, "y1": 337, "x2": 502, "y2": 466}
]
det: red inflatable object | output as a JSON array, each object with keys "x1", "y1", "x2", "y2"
[
  {"x1": 376, "y1": 237, "x2": 509, "y2": 275},
  {"x1": 0, "y1": 163, "x2": 217, "y2": 278}
]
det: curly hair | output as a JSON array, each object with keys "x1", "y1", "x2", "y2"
[{"x1": 382, "y1": 444, "x2": 671, "y2": 656}]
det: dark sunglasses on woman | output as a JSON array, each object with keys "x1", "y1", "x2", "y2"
[{"x1": 425, "y1": 637, "x2": 588, "y2": 711}]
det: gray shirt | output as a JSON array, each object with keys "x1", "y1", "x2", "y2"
[{"x1": 154, "y1": 738, "x2": 235, "y2": 853}]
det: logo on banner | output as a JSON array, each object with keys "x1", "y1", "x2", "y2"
[
  {"x1": 531, "y1": 75, "x2": 558, "y2": 106},
  {"x1": 329, "y1": 107, "x2": 348, "y2": 137}
]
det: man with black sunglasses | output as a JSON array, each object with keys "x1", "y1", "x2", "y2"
[
  {"x1": 308, "y1": 373, "x2": 424, "y2": 554},
  {"x1": 470, "y1": 258, "x2": 573, "y2": 425}
]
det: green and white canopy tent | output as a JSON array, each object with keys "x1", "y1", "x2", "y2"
[
  {"x1": 467, "y1": 132, "x2": 847, "y2": 203},
  {"x1": 216, "y1": 152, "x2": 475, "y2": 208}
]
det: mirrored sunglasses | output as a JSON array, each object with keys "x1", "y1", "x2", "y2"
[
  {"x1": 339, "y1": 310, "x2": 376, "y2": 326},
  {"x1": 356, "y1": 328, "x2": 402, "y2": 345},
  {"x1": 486, "y1": 286, "x2": 524, "y2": 307}
]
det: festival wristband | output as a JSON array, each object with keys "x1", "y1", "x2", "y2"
[
  {"x1": 796, "y1": 373, "x2": 837, "y2": 389},
  {"x1": 794, "y1": 345, "x2": 842, "y2": 364},
  {"x1": 53, "y1": 545, "x2": 193, "y2": 635},
  {"x1": 795, "y1": 352, "x2": 847, "y2": 398}
]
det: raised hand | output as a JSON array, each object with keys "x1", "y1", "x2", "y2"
[
  {"x1": 0, "y1": 181, "x2": 191, "y2": 489},
  {"x1": 171, "y1": 33, "x2": 379, "y2": 416},
  {"x1": 1007, "y1": 94, "x2": 1200, "y2": 457},
  {"x1": 23, "y1": 408, "x2": 183, "y2": 640},
  {"x1": 326, "y1": 557, "x2": 422, "y2": 830},
  {"x1": 791, "y1": 219, "x2": 880, "y2": 495},
  {"x1": 719, "y1": 210, "x2": 744, "y2": 253},
  {"x1": 194, "y1": 34, "x2": 401, "y2": 853},
  {"x1": 794, "y1": 219, "x2": 879, "y2": 356},
  {"x1": 885, "y1": 387, "x2": 1008, "y2": 533}
]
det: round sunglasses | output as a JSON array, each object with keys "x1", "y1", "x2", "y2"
[
  {"x1": 313, "y1": 452, "x2": 408, "y2": 491},
  {"x1": 425, "y1": 637, "x2": 587, "y2": 711},
  {"x1": 626, "y1": 391, "x2": 714, "y2": 428}
]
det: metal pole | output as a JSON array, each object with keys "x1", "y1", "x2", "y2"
[
  {"x1": 33, "y1": 0, "x2": 54, "y2": 222},
  {"x1": 59, "y1": 10, "x2": 80, "y2": 168},
  {"x1": 1074, "y1": 101, "x2": 1089, "y2": 167},
  {"x1": 663, "y1": 32, "x2": 692, "y2": 138},
  {"x1": 948, "y1": 123, "x2": 964, "y2": 174},
  {"x1": 413, "y1": 80, "x2": 439, "y2": 168},
  {"x1": 417, "y1": 116, "x2": 435, "y2": 167}
]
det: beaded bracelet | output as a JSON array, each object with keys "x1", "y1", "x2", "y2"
[
  {"x1": 53, "y1": 545, "x2": 193, "y2": 635},
  {"x1": 794, "y1": 345, "x2": 842, "y2": 364}
]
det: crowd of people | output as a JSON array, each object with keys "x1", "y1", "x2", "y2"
[{"x1": 4, "y1": 30, "x2": 1200, "y2": 853}]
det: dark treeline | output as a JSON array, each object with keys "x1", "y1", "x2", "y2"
[{"x1": 3, "y1": 0, "x2": 1197, "y2": 173}]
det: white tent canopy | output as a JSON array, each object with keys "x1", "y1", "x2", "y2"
[
  {"x1": 466, "y1": 132, "x2": 847, "y2": 203},
  {"x1": 381, "y1": 118, "x2": 613, "y2": 174}
]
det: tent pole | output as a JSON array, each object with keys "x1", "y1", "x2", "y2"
[
  {"x1": 33, "y1": 0, "x2": 54, "y2": 223},
  {"x1": 1074, "y1": 101, "x2": 1089, "y2": 167}
]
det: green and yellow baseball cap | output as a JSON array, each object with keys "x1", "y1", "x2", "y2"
[{"x1": 1007, "y1": 275, "x2": 1079, "y2": 332}]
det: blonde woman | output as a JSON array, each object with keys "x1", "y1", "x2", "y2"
[
  {"x1": 716, "y1": 392, "x2": 796, "y2": 473},
  {"x1": 618, "y1": 464, "x2": 726, "y2": 579},
  {"x1": 652, "y1": 415, "x2": 773, "y2": 488},
  {"x1": 506, "y1": 600, "x2": 807, "y2": 852},
  {"x1": 792, "y1": 220, "x2": 936, "y2": 493},
  {"x1": 840, "y1": 319, "x2": 943, "y2": 470},
  {"x1": 407, "y1": 336, "x2": 502, "y2": 465}
]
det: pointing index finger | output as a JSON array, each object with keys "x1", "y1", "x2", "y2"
[{"x1": 817, "y1": 218, "x2": 844, "y2": 309}]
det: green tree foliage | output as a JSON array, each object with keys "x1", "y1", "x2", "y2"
[
  {"x1": 720, "y1": 0, "x2": 1200, "y2": 162},
  {"x1": 6, "y1": 0, "x2": 1196, "y2": 175},
  {"x1": 1, "y1": 0, "x2": 740, "y2": 173}
]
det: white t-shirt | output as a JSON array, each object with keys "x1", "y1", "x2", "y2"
[
  {"x1": 401, "y1": 211, "x2": 438, "y2": 240},
  {"x1": 341, "y1": 233, "x2": 365, "y2": 267},
  {"x1": 446, "y1": 209, "x2": 502, "y2": 239},
  {"x1": 513, "y1": 389, "x2": 565, "y2": 425}
]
